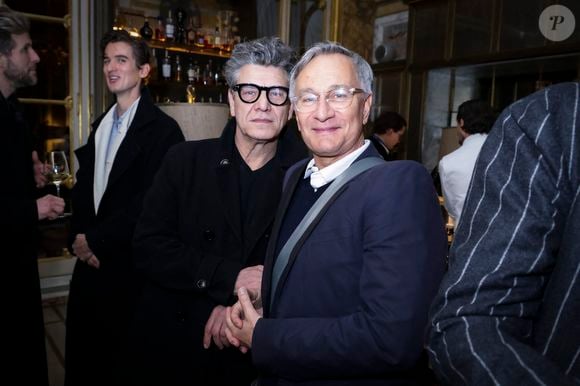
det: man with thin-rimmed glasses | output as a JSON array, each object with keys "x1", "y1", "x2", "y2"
[{"x1": 225, "y1": 42, "x2": 447, "y2": 385}]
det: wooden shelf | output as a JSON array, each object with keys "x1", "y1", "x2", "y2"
[{"x1": 148, "y1": 40, "x2": 232, "y2": 59}]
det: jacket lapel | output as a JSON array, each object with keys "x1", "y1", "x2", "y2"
[
  {"x1": 105, "y1": 93, "x2": 154, "y2": 191},
  {"x1": 265, "y1": 146, "x2": 384, "y2": 314},
  {"x1": 262, "y1": 159, "x2": 308, "y2": 316},
  {"x1": 216, "y1": 119, "x2": 243, "y2": 242}
]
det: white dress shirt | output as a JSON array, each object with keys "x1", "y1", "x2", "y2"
[
  {"x1": 304, "y1": 140, "x2": 370, "y2": 190},
  {"x1": 439, "y1": 133, "x2": 488, "y2": 226}
]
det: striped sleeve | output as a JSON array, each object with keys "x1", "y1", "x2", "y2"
[{"x1": 427, "y1": 83, "x2": 580, "y2": 386}]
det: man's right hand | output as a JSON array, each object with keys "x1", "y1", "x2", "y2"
[
  {"x1": 234, "y1": 265, "x2": 263, "y2": 307},
  {"x1": 36, "y1": 194, "x2": 65, "y2": 220}
]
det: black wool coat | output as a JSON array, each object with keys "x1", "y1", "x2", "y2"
[
  {"x1": 127, "y1": 118, "x2": 308, "y2": 386},
  {"x1": 64, "y1": 88, "x2": 185, "y2": 386}
]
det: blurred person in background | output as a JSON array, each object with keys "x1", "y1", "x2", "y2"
[{"x1": 0, "y1": 5, "x2": 64, "y2": 385}]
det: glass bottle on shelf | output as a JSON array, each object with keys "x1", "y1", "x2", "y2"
[
  {"x1": 214, "y1": 26, "x2": 222, "y2": 51},
  {"x1": 140, "y1": 17, "x2": 153, "y2": 40},
  {"x1": 186, "y1": 81, "x2": 196, "y2": 104},
  {"x1": 149, "y1": 48, "x2": 158, "y2": 81},
  {"x1": 187, "y1": 17, "x2": 196, "y2": 45},
  {"x1": 174, "y1": 54, "x2": 183, "y2": 82},
  {"x1": 175, "y1": 8, "x2": 187, "y2": 44},
  {"x1": 155, "y1": 16, "x2": 165, "y2": 42},
  {"x1": 187, "y1": 60, "x2": 195, "y2": 83},
  {"x1": 165, "y1": 10, "x2": 175, "y2": 42},
  {"x1": 162, "y1": 50, "x2": 171, "y2": 81},
  {"x1": 194, "y1": 27, "x2": 205, "y2": 48}
]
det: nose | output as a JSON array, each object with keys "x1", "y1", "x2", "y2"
[
  {"x1": 313, "y1": 96, "x2": 333, "y2": 120},
  {"x1": 30, "y1": 48, "x2": 40, "y2": 64},
  {"x1": 254, "y1": 89, "x2": 271, "y2": 111}
]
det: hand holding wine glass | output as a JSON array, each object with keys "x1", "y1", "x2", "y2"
[{"x1": 45, "y1": 150, "x2": 71, "y2": 197}]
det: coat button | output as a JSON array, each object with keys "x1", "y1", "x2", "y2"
[
  {"x1": 196, "y1": 279, "x2": 207, "y2": 289},
  {"x1": 176, "y1": 311, "x2": 186, "y2": 323},
  {"x1": 219, "y1": 158, "x2": 230, "y2": 166},
  {"x1": 203, "y1": 229, "x2": 215, "y2": 241}
]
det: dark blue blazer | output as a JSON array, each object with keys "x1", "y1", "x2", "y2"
[{"x1": 254, "y1": 145, "x2": 447, "y2": 385}]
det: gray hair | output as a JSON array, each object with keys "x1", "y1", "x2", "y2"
[
  {"x1": 224, "y1": 36, "x2": 295, "y2": 87},
  {"x1": 289, "y1": 41, "x2": 374, "y2": 98},
  {"x1": 0, "y1": 5, "x2": 30, "y2": 55}
]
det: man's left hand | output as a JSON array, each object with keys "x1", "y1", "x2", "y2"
[{"x1": 203, "y1": 305, "x2": 230, "y2": 350}]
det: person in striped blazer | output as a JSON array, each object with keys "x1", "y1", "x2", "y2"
[{"x1": 428, "y1": 81, "x2": 580, "y2": 385}]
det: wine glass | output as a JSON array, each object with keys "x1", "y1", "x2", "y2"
[{"x1": 45, "y1": 150, "x2": 71, "y2": 198}]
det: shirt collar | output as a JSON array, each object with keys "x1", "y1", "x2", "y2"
[
  {"x1": 112, "y1": 97, "x2": 141, "y2": 134},
  {"x1": 373, "y1": 133, "x2": 390, "y2": 154},
  {"x1": 304, "y1": 140, "x2": 370, "y2": 190}
]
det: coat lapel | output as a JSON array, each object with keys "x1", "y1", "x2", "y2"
[
  {"x1": 105, "y1": 97, "x2": 152, "y2": 189},
  {"x1": 216, "y1": 119, "x2": 243, "y2": 242},
  {"x1": 262, "y1": 159, "x2": 308, "y2": 316}
]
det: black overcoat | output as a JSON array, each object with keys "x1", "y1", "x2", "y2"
[
  {"x1": 64, "y1": 88, "x2": 184, "y2": 386},
  {"x1": 128, "y1": 118, "x2": 308, "y2": 386},
  {"x1": 1, "y1": 91, "x2": 49, "y2": 386}
]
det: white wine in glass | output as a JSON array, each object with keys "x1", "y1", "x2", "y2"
[{"x1": 46, "y1": 150, "x2": 71, "y2": 197}]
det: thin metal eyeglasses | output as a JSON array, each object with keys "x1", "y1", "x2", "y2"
[
  {"x1": 290, "y1": 87, "x2": 367, "y2": 113},
  {"x1": 232, "y1": 83, "x2": 290, "y2": 106}
]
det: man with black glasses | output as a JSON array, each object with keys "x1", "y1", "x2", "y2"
[
  {"x1": 127, "y1": 36, "x2": 307, "y2": 386},
  {"x1": 225, "y1": 42, "x2": 447, "y2": 385}
]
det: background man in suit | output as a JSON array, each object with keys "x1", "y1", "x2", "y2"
[
  {"x1": 0, "y1": 6, "x2": 64, "y2": 385},
  {"x1": 65, "y1": 30, "x2": 184, "y2": 386},
  {"x1": 128, "y1": 37, "x2": 307, "y2": 386},
  {"x1": 428, "y1": 82, "x2": 580, "y2": 385},
  {"x1": 368, "y1": 110, "x2": 407, "y2": 161},
  {"x1": 226, "y1": 42, "x2": 446, "y2": 385},
  {"x1": 438, "y1": 99, "x2": 495, "y2": 226}
]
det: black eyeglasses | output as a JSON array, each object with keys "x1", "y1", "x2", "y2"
[{"x1": 232, "y1": 83, "x2": 290, "y2": 106}]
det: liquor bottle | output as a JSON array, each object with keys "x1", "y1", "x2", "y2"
[
  {"x1": 175, "y1": 8, "x2": 187, "y2": 44},
  {"x1": 154, "y1": 16, "x2": 165, "y2": 42},
  {"x1": 149, "y1": 48, "x2": 159, "y2": 81},
  {"x1": 186, "y1": 81, "x2": 196, "y2": 104},
  {"x1": 187, "y1": 60, "x2": 195, "y2": 83},
  {"x1": 187, "y1": 17, "x2": 196, "y2": 45},
  {"x1": 214, "y1": 26, "x2": 222, "y2": 50},
  {"x1": 165, "y1": 10, "x2": 175, "y2": 42},
  {"x1": 140, "y1": 17, "x2": 153, "y2": 40},
  {"x1": 162, "y1": 50, "x2": 171, "y2": 81},
  {"x1": 174, "y1": 55, "x2": 183, "y2": 82}
]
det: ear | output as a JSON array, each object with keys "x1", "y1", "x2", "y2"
[
  {"x1": 287, "y1": 105, "x2": 293, "y2": 121},
  {"x1": 362, "y1": 94, "x2": 373, "y2": 125},
  {"x1": 228, "y1": 89, "x2": 236, "y2": 117},
  {"x1": 0, "y1": 54, "x2": 7, "y2": 69},
  {"x1": 458, "y1": 118, "x2": 465, "y2": 129},
  {"x1": 139, "y1": 63, "x2": 151, "y2": 79}
]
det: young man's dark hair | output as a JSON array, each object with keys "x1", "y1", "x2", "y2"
[
  {"x1": 100, "y1": 29, "x2": 150, "y2": 68},
  {"x1": 456, "y1": 99, "x2": 496, "y2": 135}
]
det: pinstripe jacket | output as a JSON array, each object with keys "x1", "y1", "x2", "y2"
[{"x1": 427, "y1": 82, "x2": 580, "y2": 385}]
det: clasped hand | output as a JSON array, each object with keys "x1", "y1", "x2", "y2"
[{"x1": 224, "y1": 287, "x2": 262, "y2": 354}]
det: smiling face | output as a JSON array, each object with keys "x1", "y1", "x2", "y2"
[
  {"x1": 103, "y1": 41, "x2": 149, "y2": 102},
  {"x1": 293, "y1": 53, "x2": 372, "y2": 168},
  {"x1": 228, "y1": 64, "x2": 292, "y2": 148},
  {"x1": 0, "y1": 33, "x2": 39, "y2": 95}
]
